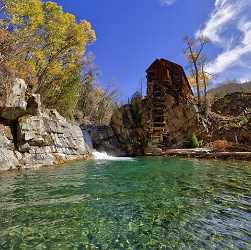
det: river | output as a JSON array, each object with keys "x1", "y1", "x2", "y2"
[{"x1": 0, "y1": 157, "x2": 250, "y2": 249}]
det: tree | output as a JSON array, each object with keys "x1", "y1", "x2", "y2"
[
  {"x1": 0, "y1": 28, "x2": 18, "y2": 100},
  {"x1": 187, "y1": 65, "x2": 213, "y2": 115},
  {"x1": 1, "y1": 0, "x2": 96, "y2": 118},
  {"x1": 76, "y1": 53, "x2": 119, "y2": 125},
  {"x1": 130, "y1": 91, "x2": 143, "y2": 127},
  {"x1": 184, "y1": 36, "x2": 209, "y2": 113}
]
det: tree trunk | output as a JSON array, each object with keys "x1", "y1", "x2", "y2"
[
  {"x1": 194, "y1": 62, "x2": 201, "y2": 112},
  {"x1": 202, "y1": 65, "x2": 208, "y2": 117}
]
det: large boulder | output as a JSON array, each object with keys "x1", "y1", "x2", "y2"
[
  {"x1": 0, "y1": 78, "x2": 28, "y2": 120},
  {"x1": 17, "y1": 115, "x2": 48, "y2": 152},
  {"x1": 0, "y1": 148, "x2": 20, "y2": 171}
]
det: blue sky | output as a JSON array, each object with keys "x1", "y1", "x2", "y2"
[{"x1": 53, "y1": 0, "x2": 251, "y2": 100}]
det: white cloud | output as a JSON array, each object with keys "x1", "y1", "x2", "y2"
[
  {"x1": 207, "y1": 20, "x2": 251, "y2": 74},
  {"x1": 197, "y1": 0, "x2": 251, "y2": 81},
  {"x1": 196, "y1": 1, "x2": 238, "y2": 43},
  {"x1": 160, "y1": 0, "x2": 176, "y2": 7}
]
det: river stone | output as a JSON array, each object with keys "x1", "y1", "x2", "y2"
[{"x1": 0, "y1": 78, "x2": 27, "y2": 120}]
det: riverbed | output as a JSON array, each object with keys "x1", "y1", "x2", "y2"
[{"x1": 0, "y1": 157, "x2": 250, "y2": 249}]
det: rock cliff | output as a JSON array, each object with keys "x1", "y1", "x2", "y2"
[
  {"x1": 111, "y1": 104, "x2": 146, "y2": 156},
  {"x1": 211, "y1": 92, "x2": 251, "y2": 116},
  {"x1": 0, "y1": 78, "x2": 90, "y2": 171},
  {"x1": 205, "y1": 93, "x2": 251, "y2": 150}
]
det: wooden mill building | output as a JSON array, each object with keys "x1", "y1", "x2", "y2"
[{"x1": 144, "y1": 58, "x2": 197, "y2": 152}]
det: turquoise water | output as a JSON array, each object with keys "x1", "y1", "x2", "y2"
[{"x1": 0, "y1": 157, "x2": 250, "y2": 249}]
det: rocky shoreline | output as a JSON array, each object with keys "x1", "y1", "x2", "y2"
[{"x1": 162, "y1": 148, "x2": 251, "y2": 161}]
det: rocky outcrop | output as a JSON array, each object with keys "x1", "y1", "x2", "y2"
[
  {"x1": 16, "y1": 109, "x2": 90, "y2": 169},
  {"x1": 111, "y1": 97, "x2": 201, "y2": 156},
  {"x1": 211, "y1": 92, "x2": 251, "y2": 116},
  {"x1": 0, "y1": 78, "x2": 28, "y2": 120},
  {"x1": 205, "y1": 92, "x2": 251, "y2": 150},
  {"x1": 142, "y1": 95, "x2": 200, "y2": 151},
  {"x1": 111, "y1": 104, "x2": 147, "y2": 156},
  {"x1": 0, "y1": 78, "x2": 90, "y2": 171},
  {"x1": 205, "y1": 110, "x2": 251, "y2": 150},
  {"x1": 81, "y1": 125, "x2": 126, "y2": 156}
]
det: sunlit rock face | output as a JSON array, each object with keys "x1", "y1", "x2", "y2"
[
  {"x1": 0, "y1": 78, "x2": 28, "y2": 120},
  {"x1": 16, "y1": 109, "x2": 90, "y2": 169},
  {"x1": 0, "y1": 79, "x2": 91, "y2": 171},
  {"x1": 0, "y1": 124, "x2": 20, "y2": 171}
]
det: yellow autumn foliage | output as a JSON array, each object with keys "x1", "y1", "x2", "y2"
[{"x1": 2, "y1": 0, "x2": 96, "y2": 118}]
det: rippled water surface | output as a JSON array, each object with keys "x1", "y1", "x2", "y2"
[{"x1": 0, "y1": 157, "x2": 251, "y2": 249}]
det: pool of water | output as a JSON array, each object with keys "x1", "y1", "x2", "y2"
[{"x1": 0, "y1": 157, "x2": 250, "y2": 249}]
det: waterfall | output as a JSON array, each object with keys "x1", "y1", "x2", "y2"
[
  {"x1": 82, "y1": 128, "x2": 132, "y2": 161},
  {"x1": 82, "y1": 129, "x2": 94, "y2": 149}
]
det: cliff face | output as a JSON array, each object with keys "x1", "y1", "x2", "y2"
[
  {"x1": 111, "y1": 104, "x2": 146, "y2": 156},
  {"x1": 206, "y1": 93, "x2": 251, "y2": 150},
  {"x1": 211, "y1": 92, "x2": 251, "y2": 116},
  {"x1": 0, "y1": 79, "x2": 90, "y2": 171}
]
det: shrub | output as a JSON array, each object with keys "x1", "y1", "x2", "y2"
[
  {"x1": 191, "y1": 133, "x2": 200, "y2": 148},
  {"x1": 130, "y1": 91, "x2": 143, "y2": 128}
]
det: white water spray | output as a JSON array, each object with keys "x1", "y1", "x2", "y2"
[
  {"x1": 82, "y1": 129, "x2": 133, "y2": 161},
  {"x1": 92, "y1": 151, "x2": 133, "y2": 161}
]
